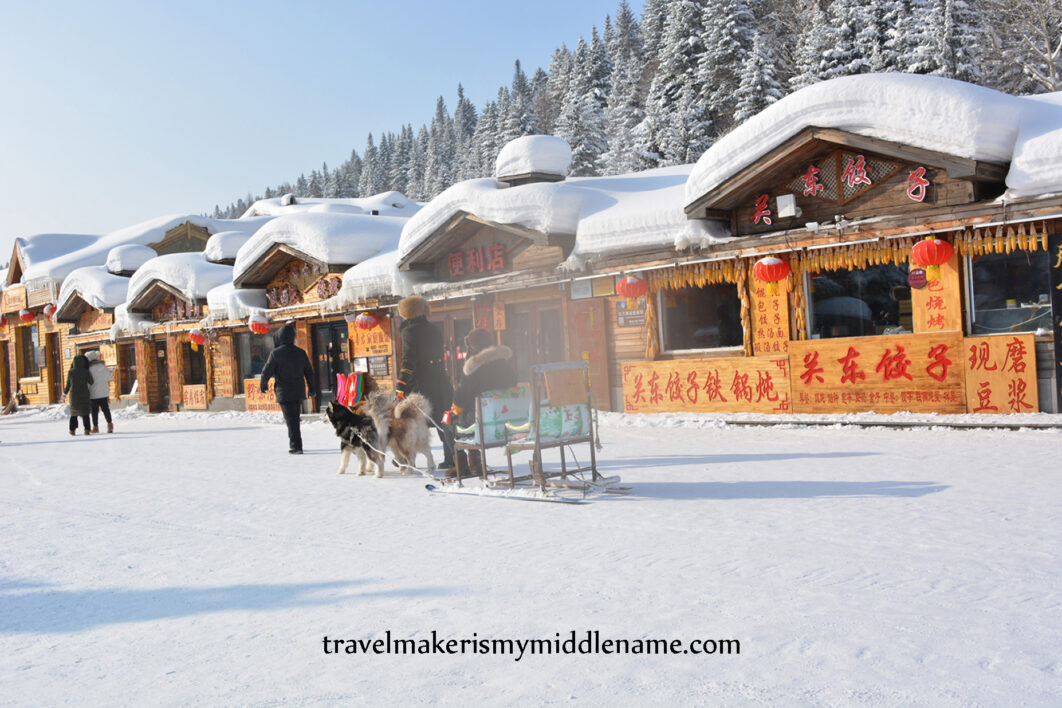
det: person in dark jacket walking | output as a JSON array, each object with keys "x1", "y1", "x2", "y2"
[
  {"x1": 64, "y1": 354, "x2": 94, "y2": 436},
  {"x1": 395, "y1": 295, "x2": 455, "y2": 471},
  {"x1": 449, "y1": 328, "x2": 517, "y2": 477},
  {"x1": 260, "y1": 324, "x2": 315, "y2": 454}
]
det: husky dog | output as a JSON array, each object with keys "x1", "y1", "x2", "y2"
[{"x1": 326, "y1": 391, "x2": 435, "y2": 477}]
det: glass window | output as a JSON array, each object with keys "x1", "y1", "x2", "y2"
[
  {"x1": 19, "y1": 325, "x2": 40, "y2": 378},
  {"x1": 661, "y1": 283, "x2": 743, "y2": 351},
  {"x1": 182, "y1": 342, "x2": 206, "y2": 386},
  {"x1": 118, "y1": 343, "x2": 137, "y2": 395},
  {"x1": 809, "y1": 264, "x2": 911, "y2": 339},
  {"x1": 235, "y1": 331, "x2": 275, "y2": 394},
  {"x1": 968, "y1": 250, "x2": 1052, "y2": 335}
]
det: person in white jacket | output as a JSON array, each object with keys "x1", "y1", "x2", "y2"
[{"x1": 84, "y1": 351, "x2": 114, "y2": 433}]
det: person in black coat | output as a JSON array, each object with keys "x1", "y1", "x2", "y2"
[
  {"x1": 64, "y1": 354, "x2": 94, "y2": 436},
  {"x1": 395, "y1": 295, "x2": 455, "y2": 470},
  {"x1": 449, "y1": 328, "x2": 517, "y2": 477},
  {"x1": 260, "y1": 323, "x2": 315, "y2": 454}
]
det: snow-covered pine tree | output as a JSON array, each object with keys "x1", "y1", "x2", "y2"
[
  {"x1": 543, "y1": 44, "x2": 574, "y2": 136},
  {"x1": 528, "y1": 67, "x2": 551, "y2": 134},
  {"x1": 820, "y1": 0, "x2": 873, "y2": 79},
  {"x1": 930, "y1": 0, "x2": 985, "y2": 84},
  {"x1": 699, "y1": 0, "x2": 756, "y2": 136},
  {"x1": 295, "y1": 173, "x2": 308, "y2": 197},
  {"x1": 733, "y1": 29, "x2": 784, "y2": 125},
  {"x1": 556, "y1": 35, "x2": 609, "y2": 175},
  {"x1": 424, "y1": 96, "x2": 455, "y2": 196},
  {"x1": 342, "y1": 150, "x2": 362, "y2": 198},
  {"x1": 982, "y1": 0, "x2": 1061, "y2": 93},
  {"x1": 881, "y1": 0, "x2": 936, "y2": 75},
  {"x1": 453, "y1": 85, "x2": 478, "y2": 181},
  {"x1": 602, "y1": 0, "x2": 647, "y2": 175},
  {"x1": 407, "y1": 125, "x2": 429, "y2": 200},
  {"x1": 506, "y1": 61, "x2": 535, "y2": 140},
  {"x1": 358, "y1": 134, "x2": 379, "y2": 197},
  {"x1": 470, "y1": 99, "x2": 499, "y2": 178},
  {"x1": 789, "y1": 0, "x2": 833, "y2": 90},
  {"x1": 390, "y1": 127, "x2": 414, "y2": 195}
]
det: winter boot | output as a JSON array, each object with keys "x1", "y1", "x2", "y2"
[
  {"x1": 469, "y1": 451, "x2": 485, "y2": 479},
  {"x1": 454, "y1": 450, "x2": 470, "y2": 479},
  {"x1": 107, "y1": 423, "x2": 113, "y2": 433},
  {"x1": 84, "y1": 429, "x2": 91, "y2": 435},
  {"x1": 91, "y1": 426, "x2": 99, "y2": 434},
  {"x1": 69, "y1": 430, "x2": 75, "y2": 437}
]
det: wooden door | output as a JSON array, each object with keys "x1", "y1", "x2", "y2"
[
  {"x1": 502, "y1": 301, "x2": 566, "y2": 384},
  {"x1": 566, "y1": 298, "x2": 610, "y2": 408},
  {"x1": 312, "y1": 322, "x2": 351, "y2": 409},
  {"x1": 47, "y1": 333, "x2": 62, "y2": 403},
  {"x1": 154, "y1": 340, "x2": 170, "y2": 412}
]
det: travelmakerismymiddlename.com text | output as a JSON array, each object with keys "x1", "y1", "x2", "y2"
[{"x1": 322, "y1": 631, "x2": 739, "y2": 662}]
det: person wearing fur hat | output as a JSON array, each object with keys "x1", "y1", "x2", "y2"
[
  {"x1": 396, "y1": 295, "x2": 455, "y2": 471},
  {"x1": 449, "y1": 328, "x2": 517, "y2": 478},
  {"x1": 85, "y1": 351, "x2": 114, "y2": 433}
]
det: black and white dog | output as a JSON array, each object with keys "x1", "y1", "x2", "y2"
[{"x1": 325, "y1": 391, "x2": 435, "y2": 477}]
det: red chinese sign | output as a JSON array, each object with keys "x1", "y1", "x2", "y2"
[
  {"x1": 182, "y1": 384, "x2": 208, "y2": 410},
  {"x1": 907, "y1": 166, "x2": 930, "y2": 202},
  {"x1": 622, "y1": 357, "x2": 791, "y2": 414},
  {"x1": 963, "y1": 335, "x2": 1039, "y2": 413},
  {"x1": 447, "y1": 243, "x2": 507, "y2": 279},
  {"x1": 751, "y1": 194, "x2": 772, "y2": 226},
  {"x1": 789, "y1": 332, "x2": 965, "y2": 413},
  {"x1": 749, "y1": 275, "x2": 790, "y2": 355}
]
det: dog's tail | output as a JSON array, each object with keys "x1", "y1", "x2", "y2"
[{"x1": 395, "y1": 392, "x2": 432, "y2": 421}]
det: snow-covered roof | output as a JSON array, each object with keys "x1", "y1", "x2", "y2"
[
  {"x1": 240, "y1": 191, "x2": 421, "y2": 219},
  {"x1": 17, "y1": 214, "x2": 272, "y2": 285},
  {"x1": 56, "y1": 266, "x2": 130, "y2": 313},
  {"x1": 399, "y1": 165, "x2": 729, "y2": 266},
  {"x1": 106, "y1": 245, "x2": 157, "y2": 274},
  {"x1": 110, "y1": 303, "x2": 154, "y2": 339},
  {"x1": 233, "y1": 211, "x2": 410, "y2": 282},
  {"x1": 204, "y1": 282, "x2": 269, "y2": 321},
  {"x1": 204, "y1": 230, "x2": 253, "y2": 263},
  {"x1": 333, "y1": 249, "x2": 428, "y2": 305},
  {"x1": 126, "y1": 252, "x2": 234, "y2": 306},
  {"x1": 495, "y1": 135, "x2": 571, "y2": 178},
  {"x1": 685, "y1": 73, "x2": 1062, "y2": 207}
]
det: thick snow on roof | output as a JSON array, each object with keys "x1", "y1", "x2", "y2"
[
  {"x1": 685, "y1": 74, "x2": 1062, "y2": 206},
  {"x1": 204, "y1": 282, "x2": 268, "y2": 321},
  {"x1": 18, "y1": 214, "x2": 272, "y2": 285},
  {"x1": 400, "y1": 165, "x2": 730, "y2": 265},
  {"x1": 495, "y1": 135, "x2": 571, "y2": 178},
  {"x1": 15, "y1": 233, "x2": 97, "y2": 275},
  {"x1": 240, "y1": 191, "x2": 421, "y2": 219},
  {"x1": 204, "y1": 230, "x2": 253, "y2": 263},
  {"x1": 110, "y1": 303, "x2": 154, "y2": 338},
  {"x1": 126, "y1": 252, "x2": 234, "y2": 305},
  {"x1": 106, "y1": 245, "x2": 157, "y2": 274},
  {"x1": 56, "y1": 266, "x2": 130, "y2": 312},
  {"x1": 233, "y1": 212, "x2": 408, "y2": 282},
  {"x1": 334, "y1": 249, "x2": 428, "y2": 305}
]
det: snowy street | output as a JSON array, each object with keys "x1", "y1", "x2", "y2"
[{"x1": 2, "y1": 407, "x2": 1060, "y2": 706}]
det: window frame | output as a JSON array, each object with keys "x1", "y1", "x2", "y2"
[
  {"x1": 655, "y1": 283, "x2": 746, "y2": 355},
  {"x1": 18, "y1": 324, "x2": 40, "y2": 379},
  {"x1": 963, "y1": 251, "x2": 1052, "y2": 337}
]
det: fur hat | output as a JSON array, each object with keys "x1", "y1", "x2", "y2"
[
  {"x1": 464, "y1": 328, "x2": 493, "y2": 353},
  {"x1": 397, "y1": 295, "x2": 430, "y2": 319},
  {"x1": 85, "y1": 350, "x2": 100, "y2": 361}
]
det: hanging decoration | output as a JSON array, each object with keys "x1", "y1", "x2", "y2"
[
  {"x1": 42, "y1": 303, "x2": 57, "y2": 319},
  {"x1": 910, "y1": 237, "x2": 954, "y2": 282},
  {"x1": 354, "y1": 312, "x2": 380, "y2": 330},
  {"x1": 249, "y1": 313, "x2": 271, "y2": 335},
  {"x1": 616, "y1": 274, "x2": 648, "y2": 310},
  {"x1": 752, "y1": 256, "x2": 791, "y2": 294},
  {"x1": 19, "y1": 309, "x2": 34, "y2": 323},
  {"x1": 189, "y1": 329, "x2": 206, "y2": 351},
  {"x1": 0, "y1": 314, "x2": 6, "y2": 328}
]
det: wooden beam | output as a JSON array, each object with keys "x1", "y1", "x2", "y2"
[{"x1": 810, "y1": 128, "x2": 1006, "y2": 181}]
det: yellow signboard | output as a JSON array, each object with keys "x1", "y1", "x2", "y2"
[
  {"x1": 350, "y1": 318, "x2": 393, "y2": 358},
  {"x1": 622, "y1": 356, "x2": 792, "y2": 414},
  {"x1": 963, "y1": 335, "x2": 1039, "y2": 413}
]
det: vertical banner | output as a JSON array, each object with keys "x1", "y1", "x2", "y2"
[
  {"x1": 1050, "y1": 232, "x2": 1062, "y2": 411},
  {"x1": 963, "y1": 335, "x2": 1039, "y2": 413},
  {"x1": 748, "y1": 266, "x2": 791, "y2": 355},
  {"x1": 911, "y1": 257, "x2": 962, "y2": 332}
]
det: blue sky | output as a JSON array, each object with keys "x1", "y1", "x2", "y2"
[{"x1": 0, "y1": 0, "x2": 643, "y2": 264}]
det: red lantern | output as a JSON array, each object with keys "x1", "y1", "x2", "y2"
[
  {"x1": 249, "y1": 315, "x2": 271, "y2": 335},
  {"x1": 0, "y1": 314, "x2": 6, "y2": 328},
  {"x1": 189, "y1": 329, "x2": 206, "y2": 346},
  {"x1": 910, "y1": 237, "x2": 954, "y2": 281},
  {"x1": 19, "y1": 309, "x2": 34, "y2": 323},
  {"x1": 43, "y1": 303, "x2": 57, "y2": 319},
  {"x1": 753, "y1": 256, "x2": 791, "y2": 294},
  {"x1": 354, "y1": 312, "x2": 380, "y2": 330},
  {"x1": 616, "y1": 274, "x2": 648, "y2": 309}
]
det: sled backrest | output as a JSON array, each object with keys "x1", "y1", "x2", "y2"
[{"x1": 459, "y1": 384, "x2": 531, "y2": 445}]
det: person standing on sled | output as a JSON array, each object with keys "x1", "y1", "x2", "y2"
[
  {"x1": 448, "y1": 327, "x2": 516, "y2": 478},
  {"x1": 63, "y1": 354, "x2": 94, "y2": 436},
  {"x1": 85, "y1": 351, "x2": 114, "y2": 433},
  {"x1": 260, "y1": 323, "x2": 315, "y2": 454},
  {"x1": 395, "y1": 295, "x2": 455, "y2": 473}
]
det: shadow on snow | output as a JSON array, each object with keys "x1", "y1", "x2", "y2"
[{"x1": 630, "y1": 480, "x2": 948, "y2": 500}]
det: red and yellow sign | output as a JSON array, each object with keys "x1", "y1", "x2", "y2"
[
  {"x1": 622, "y1": 356, "x2": 792, "y2": 414},
  {"x1": 911, "y1": 257, "x2": 961, "y2": 332},
  {"x1": 350, "y1": 318, "x2": 392, "y2": 358},
  {"x1": 749, "y1": 276, "x2": 790, "y2": 356},
  {"x1": 963, "y1": 335, "x2": 1039, "y2": 413},
  {"x1": 182, "y1": 384, "x2": 208, "y2": 410},
  {"x1": 789, "y1": 332, "x2": 965, "y2": 413},
  {"x1": 245, "y1": 379, "x2": 280, "y2": 411}
]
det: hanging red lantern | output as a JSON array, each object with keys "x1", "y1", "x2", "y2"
[
  {"x1": 0, "y1": 314, "x2": 6, "y2": 328},
  {"x1": 354, "y1": 312, "x2": 380, "y2": 330},
  {"x1": 249, "y1": 314, "x2": 271, "y2": 335},
  {"x1": 43, "y1": 303, "x2": 57, "y2": 319},
  {"x1": 753, "y1": 256, "x2": 791, "y2": 295},
  {"x1": 19, "y1": 309, "x2": 34, "y2": 323},
  {"x1": 189, "y1": 329, "x2": 206, "y2": 346},
  {"x1": 910, "y1": 237, "x2": 954, "y2": 281},
  {"x1": 616, "y1": 274, "x2": 648, "y2": 310}
]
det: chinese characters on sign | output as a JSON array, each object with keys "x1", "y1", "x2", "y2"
[
  {"x1": 182, "y1": 384, "x2": 208, "y2": 410},
  {"x1": 789, "y1": 333, "x2": 965, "y2": 413},
  {"x1": 749, "y1": 277, "x2": 790, "y2": 355},
  {"x1": 622, "y1": 357, "x2": 792, "y2": 414},
  {"x1": 911, "y1": 256, "x2": 961, "y2": 332},
  {"x1": 963, "y1": 335, "x2": 1038, "y2": 413},
  {"x1": 245, "y1": 379, "x2": 280, "y2": 411},
  {"x1": 447, "y1": 243, "x2": 507, "y2": 278},
  {"x1": 907, "y1": 167, "x2": 930, "y2": 202},
  {"x1": 751, "y1": 194, "x2": 772, "y2": 225},
  {"x1": 349, "y1": 320, "x2": 392, "y2": 358},
  {"x1": 841, "y1": 155, "x2": 873, "y2": 188}
]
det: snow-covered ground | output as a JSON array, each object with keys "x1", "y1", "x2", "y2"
[{"x1": 2, "y1": 406, "x2": 1060, "y2": 706}]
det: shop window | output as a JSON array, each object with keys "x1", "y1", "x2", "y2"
[
  {"x1": 117, "y1": 343, "x2": 137, "y2": 395},
  {"x1": 235, "y1": 331, "x2": 275, "y2": 394},
  {"x1": 660, "y1": 283, "x2": 743, "y2": 352},
  {"x1": 968, "y1": 250, "x2": 1051, "y2": 335},
  {"x1": 19, "y1": 325, "x2": 40, "y2": 378},
  {"x1": 182, "y1": 342, "x2": 206, "y2": 386},
  {"x1": 809, "y1": 264, "x2": 911, "y2": 339}
]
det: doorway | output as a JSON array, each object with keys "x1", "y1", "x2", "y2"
[
  {"x1": 428, "y1": 310, "x2": 474, "y2": 390},
  {"x1": 312, "y1": 322, "x2": 350, "y2": 410},
  {"x1": 47, "y1": 333, "x2": 62, "y2": 403},
  {"x1": 153, "y1": 340, "x2": 170, "y2": 412},
  {"x1": 501, "y1": 302, "x2": 565, "y2": 384},
  {"x1": 0, "y1": 342, "x2": 9, "y2": 404}
]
